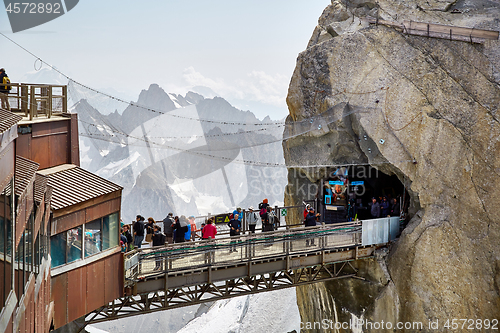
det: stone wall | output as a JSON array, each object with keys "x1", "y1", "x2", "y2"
[{"x1": 285, "y1": 0, "x2": 500, "y2": 331}]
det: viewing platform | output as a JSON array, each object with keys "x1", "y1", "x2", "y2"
[{"x1": 3, "y1": 83, "x2": 69, "y2": 123}]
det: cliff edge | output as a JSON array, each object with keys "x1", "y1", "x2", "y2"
[{"x1": 284, "y1": 0, "x2": 500, "y2": 331}]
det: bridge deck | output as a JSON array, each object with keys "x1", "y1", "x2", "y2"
[{"x1": 85, "y1": 219, "x2": 399, "y2": 325}]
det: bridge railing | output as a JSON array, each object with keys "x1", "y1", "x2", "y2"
[
  {"x1": 4, "y1": 83, "x2": 68, "y2": 120},
  {"x1": 124, "y1": 220, "x2": 394, "y2": 283}
]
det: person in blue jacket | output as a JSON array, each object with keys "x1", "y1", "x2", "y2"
[{"x1": 233, "y1": 207, "x2": 243, "y2": 222}]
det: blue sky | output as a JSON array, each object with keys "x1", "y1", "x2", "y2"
[{"x1": 0, "y1": 1, "x2": 330, "y2": 119}]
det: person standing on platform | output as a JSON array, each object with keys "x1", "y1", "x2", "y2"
[
  {"x1": 370, "y1": 198, "x2": 381, "y2": 218},
  {"x1": 174, "y1": 215, "x2": 189, "y2": 243},
  {"x1": 162, "y1": 213, "x2": 175, "y2": 244},
  {"x1": 146, "y1": 217, "x2": 155, "y2": 244},
  {"x1": 0, "y1": 68, "x2": 11, "y2": 111},
  {"x1": 122, "y1": 225, "x2": 133, "y2": 251},
  {"x1": 152, "y1": 225, "x2": 166, "y2": 270},
  {"x1": 188, "y1": 216, "x2": 198, "y2": 240},
  {"x1": 247, "y1": 206, "x2": 259, "y2": 234},
  {"x1": 133, "y1": 215, "x2": 145, "y2": 248},
  {"x1": 380, "y1": 196, "x2": 390, "y2": 217},
  {"x1": 305, "y1": 207, "x2": 320, "y2": 246},
  {"x1": 227, "y1": 214, "x2": 241, "y2": 252},
  {"x1": 202, "y1": 218, "x2": 217, "y2": 240},
  {"x1": 390, "y1": 198, "x2": 401, "y2": 217}
]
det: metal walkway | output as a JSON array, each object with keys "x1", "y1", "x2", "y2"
[{"x1": 85, "y1": 217, "x2": 400, "y2": 324}]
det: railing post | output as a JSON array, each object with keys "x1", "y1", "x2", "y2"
[
  {"x1": 48, "y1": 87, "x2": 53, "y2": 118},
  {"x1": 29, "y1": 86, "x2": 35, "y2": 120},
  {"x1": 21, "y1": 84, "x2": 28, "y2": 116},
  {"x1": 274, "y1": 205, "x2": 279, "y2": 230},
  {"x1": 242, "y1": 209, "x2": 246, "y2": 234},
  {"x1": 62, "y1": 85, "x2": 67, "y2": 113}
]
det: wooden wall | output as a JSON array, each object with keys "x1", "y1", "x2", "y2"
[{"x1": 51, "y1": 251, "x2": 124, "y2": 329}]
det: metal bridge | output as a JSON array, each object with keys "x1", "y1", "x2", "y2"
[{"x1": 84, "y1": 216, "x2": 400, "y2": 325}]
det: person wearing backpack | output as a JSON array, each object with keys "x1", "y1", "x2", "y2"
[
  {"x1": 259, "y1": 199, "x2": 269, "y2": 230},
  {"x1": 247, "y1": 206, "x2": 259, "y2": 234},
  {"x1": 0, "y1": 68, "x2": 11, "y2": 111},
  {"x1": 152, "y1": 225, "x2": 166, "y2": 270},
  {"x1": 133, "y1": 215, "x2": 145, "y2": 248},
  {"x1": 162, "y1": 213, "x2": 175, "y2": 244},
  {"x1": 174, "y1": 215, "x2": 189, "y2": 243}
]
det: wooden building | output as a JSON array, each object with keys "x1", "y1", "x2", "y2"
[{"x1": 0, "y1": 83, "x2": 124, "y2": 333}]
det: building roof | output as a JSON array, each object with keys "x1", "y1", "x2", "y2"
[
  {"x1": 39, "y1": 164, "x2": 122, "y2": 210},
  {"x1": 0, "y1": 109, "x2": 22, "y2": 135},
  {"x1": 15, "y1": 156, "x2": 39, "y2": 197},
  {"x1": 34, "y1": 173, "x2": 48, "y2": 203}
]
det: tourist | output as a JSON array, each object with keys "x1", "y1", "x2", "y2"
[
  {"x1": 227, "y1": 214, "x2": 241, "y2": 252},
  {"x1": 391, "y1": 198, "x2": 401, "y2": 217},
  {"x1": 162, "y1": 213, "x2": 175, "y2": 244},
  {"x1": 380, "y1": 196, "x2": 390, "y2": 217},
  {"x1": 370, "y1": 198, "x2": 381, "y2": 218},
  {"x1": 305, "y1": 207, "x2": 319, "y2": 227},
  {"x1": 0, "y1": 68, "x2": 11, "y2": 111},
  {"x1": 266, "y1": 206, "x2": 277, "y2": 231},
  {"x1": 133, "y1": 215, "x2": 145, "y2": 248},
  {"x1": 247, "y1": 206, "x2": 259, "y2": 233},
  {"x1": 174, "y1": 215, "x2": 189, "y2": 243},
  {"x1": 152, "y1": 225, "x2": 166, "y2": 270},
  {"x1": 232, "y1": 207, "x2": 243, "y2": 222},
  {"x1": 120, "y1": 229, "x2": 128, "y2": 252},
  {"x1": 188, "y1": 216, "x2": 198, "y2": 240},
  {"x1": 146, "y1": 217, "x2": 155, "y2": 243},
  {"x1": 259, "y1": 199, "x2": 269, "y2": 229},
  {"x1": 202, "y1": 218, "x2": 217, "y2": 240},
  {"x1": 122, "y1": 224, "x2": 133, "y2": 251}
]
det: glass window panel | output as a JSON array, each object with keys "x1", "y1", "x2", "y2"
[
  {"x1": 15, "y1": 233, "x2": 25, "y2": 297},
  {"x1": 66, "y1": 227, "x2": 82, "y2": 263},
  {"x1": 103, "y1": 213, "x2": 119, "y2": 250},
  {"x1": 85, "y1": 219, "x2": 102, "y2": 258},
  {"x1": 34, "y1": 234, "x2": 40, "y2": 274},
  {"x1": 50, "y1": 233, "x2": 67, "y2": 268}
]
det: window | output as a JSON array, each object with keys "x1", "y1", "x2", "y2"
[
  {"x1": 67, "y1": 227, "x2": 82, "y2": 263},
  {"x1": 50, "y1": 232, "x2": 66, "y2": 268},
  {"x1": 103, "y1": 213, "x2": 119, "y2": 250},
  {"x1": 0, "y1": 181, "x2": 13, "y2": 308},
  {"x1": 50, "y1": 212, "x2": 120, "y2": 268},
  {"x1": 85, "y1": 219, "x2": 101, "y2": 258}
]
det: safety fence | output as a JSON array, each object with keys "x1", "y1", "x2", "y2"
[
  {"x1": 3, "y1": 83, "x2": 68, "y2": 119},
  {"x1": 124, "y1": 216, "x2": 400, "y2": 283}
]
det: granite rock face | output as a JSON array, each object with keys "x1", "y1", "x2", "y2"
[{"x1": 285, "y1": 0, "x2": 500, "y2": 331}]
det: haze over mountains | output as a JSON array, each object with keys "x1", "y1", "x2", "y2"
[{"x1": 74, "y1": 82, "x2": 287, "y2": 222}]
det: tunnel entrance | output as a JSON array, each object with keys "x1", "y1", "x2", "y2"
[{"x1": 316, "y1": 166, "x2": 409, "y2": 223}]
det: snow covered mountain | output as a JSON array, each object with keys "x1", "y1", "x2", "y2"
[{"x1": 75, "y1": 83, "x2": 287, "y2": 222}]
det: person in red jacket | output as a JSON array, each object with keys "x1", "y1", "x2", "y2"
[
  {"x1": 202, "y1": 218, "x2": 217, "y2": 264},
  {"x1": 202, "y1": 218, "x2": 217, "y2": 239}
]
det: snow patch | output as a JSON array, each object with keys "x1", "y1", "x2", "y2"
[{"x1": 177, "y1": 288, "x2": 300, "y2": 333}]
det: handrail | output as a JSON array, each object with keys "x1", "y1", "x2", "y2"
[{"x1": 4, "y1": 83, "x2": 68, "y2": 119}]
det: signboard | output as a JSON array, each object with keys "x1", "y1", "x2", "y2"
[
  {"x1": 281, "y1": 209, "x2": 287, "y2": 216},
  {"x1": 351, "y1": 181, "x2": 364, "y2": 186},
  {"x1": 325, "y1": 195, "x2": 332, "y2": 205},
  {"x1": 215, "y1": 214, "x2": 231, "y2": 224},
  {"x1": 329, "y1": 181, "x2": 343, "y2": 185}
]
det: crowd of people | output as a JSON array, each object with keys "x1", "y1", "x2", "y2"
[
  {"x1": 370, "y1": 196, "x2": 400, "y2": 218},
  {"x1": 119, "y1": 198, "x2": 281, "y2": 252}
]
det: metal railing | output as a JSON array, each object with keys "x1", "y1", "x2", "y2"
[
  {"x1": 4, "y1": 83, "x2": 67, "y2": 120},
  {"x1": 124, "y1": 217, "x2": 400, "y2": 283}
]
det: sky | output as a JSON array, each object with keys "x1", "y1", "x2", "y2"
[{"x1": 0, "y1": 0, "x2": 330, "y2": 119}]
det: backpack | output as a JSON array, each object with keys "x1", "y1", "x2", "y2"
[
  {"x1": 185, "y1": 224, "x2": 191, "y2": 241},
  {"x1": 2, "y1": 76, "x2": 11, "y2": 91},
  {"x1": 260, "y1": 208, "x2": 267, "y2": 216}
]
